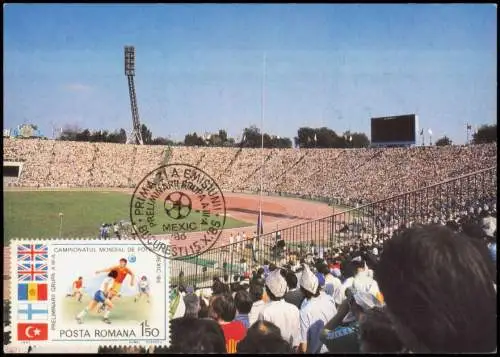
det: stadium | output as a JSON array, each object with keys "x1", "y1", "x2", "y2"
[{"x1": 3, "y1": 137, "x2": 497, "y2": 352}]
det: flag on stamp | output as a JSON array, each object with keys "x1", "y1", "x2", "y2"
[
  {"x1": 18, "y1": 283, "x2": 48, "y2": 301},
  {"x1": 17, "y1": 261, "x2": 48, "y2": 282},
  {"x1": 18, "y1": 302, "x2": 49, "y2": 320},
  {"x1": 17, "y1": 323, "x2": 48, "y2": 341},
  {"x1": 17, "y1": 244, "x2": 48, "y2": 262}
]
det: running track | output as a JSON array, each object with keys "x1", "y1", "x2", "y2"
[{"x1": 3, "y1": 191, "x2": 334, "y2": 300}]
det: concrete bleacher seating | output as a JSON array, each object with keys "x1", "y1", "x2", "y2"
[{"x1": 3, "y1": 138, "x2": 496, "y2": 204}]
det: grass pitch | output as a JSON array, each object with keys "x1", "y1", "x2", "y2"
[
  {"x1": 63, "y1": 294, "x2": 151, "y2": 325},
  {"x1": 3, "y1": 191, "x2": 250, "y2": 243}
]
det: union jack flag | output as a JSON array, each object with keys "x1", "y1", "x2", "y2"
[
  {"x1": 17, "y1": 244, "x2": 48, "y2": 263},
  {"x1": 17, "y1": 262, "x2": 48, "y2": 281}
]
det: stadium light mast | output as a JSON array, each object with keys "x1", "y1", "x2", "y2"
[{"x1": 124, "y1": 46, "x2": 144, "y2": 145}]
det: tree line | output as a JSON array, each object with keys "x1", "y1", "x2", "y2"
[
  {"x1": 57, "y1": 123, "x2": 497, "y2": 148},
  {"x1": 434, "y1": 124, "x2": 497, "y2": 146}
]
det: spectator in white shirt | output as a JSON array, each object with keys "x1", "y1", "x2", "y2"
[
  {"x1": 340, "y1": 259, "x2": 368, "y2": 303},
  {"x1": 319, "y1": 264, "x2": 343, "y2": 305},
  {"x1": 298, "y1": 265, "x2": 337, "y2": 353},
  {"x1": 258, "y1": 269, "x2": 300, "y2": 350}
]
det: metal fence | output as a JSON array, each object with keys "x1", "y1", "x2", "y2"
[{"x1": 171, "y1": 167, "x2": 497, "y2": 288}]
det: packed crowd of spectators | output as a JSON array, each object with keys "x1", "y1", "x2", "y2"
[
  {"x1": 3, "y1": 138, "x2": 496, "y2": 204},
  {"x1": 162, "y1": 204, "x2": 496, "y2": 354}
]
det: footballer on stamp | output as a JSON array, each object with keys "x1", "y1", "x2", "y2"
[{"x1": 11, "y1": 240, "x2": 169, "y2": 346}]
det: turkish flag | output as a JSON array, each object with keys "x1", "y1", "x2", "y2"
[{"x1": 17, "y1": 323, "x2": 48, "y2": 341}]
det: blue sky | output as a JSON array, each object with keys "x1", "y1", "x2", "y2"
[{"x1": 3, "y1": 4, "x2": 497, "y2": 144}]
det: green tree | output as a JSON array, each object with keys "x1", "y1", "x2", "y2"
[
  {"x1": 225, "y1": 137, "x2": 236, "y2": 147},
  {"x1": 107, "y1": 129, "x2": 128, "y2": 143},
  {"x1": 342, "y1": 131, "x2": 370, "y2": 148},
  {"x1": 269, "y1": 136, "x2": 292, "y2": 148},
  {"x1": 241, "y1": 125, "x2": 262, "y2": 148},
  {"x1": 207, "y1": 134, "x2": 223, "y2": 147},
  {"x1": 316, "y1": 127, "x2": 342, "y2": 148},
  {"x1": 184, "y1": 132, "x2": 206, "y2": 146},
  {"x1": 217, "y1": 129, "x2": 228, "y2": 144},
  {"x1": 239, "y1": 126, "x2": 292, "y2": 148},
  {"x1": 140, "y1": 124, "x2": 153, "y2": 144},
  {"x1": 472, "y1": 124, "x2": 497, "y2": 144},
  {"x1": 294, "y1": 127, "x2": 316, "y2": 148},
  {"x1": 152, "y1": 137, "x2": 175, "y2": 146},
  {"x1": 76, "y1": 129, "x2": 91, "y2": 142},
  {"x1": 59, "y1": 124, "x2": 81, "y2": 141},
  {"x1": 118, "y1": 129, "x2": 127, "y2": 143},
  {"x1": 295, "y1": 127, "x2": 345, "y2": 148},
  {"x1": 435, "y1": 136, "x2": 452, "y2": 146}
]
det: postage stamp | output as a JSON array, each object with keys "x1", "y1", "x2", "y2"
[
  {"x1": 130, "y1": 163, "x2": 226, "y2": 260},
  {"x1": 9, "y1": 239, "x2": 170, "y2": 347}
]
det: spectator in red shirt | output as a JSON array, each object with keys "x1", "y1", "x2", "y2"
[
  {"x1": 209, "y1": 293, "x2": 247, "y2": 353},
  {"x1": 237, "y1": 320, "x2": 292, "y2": 354}
]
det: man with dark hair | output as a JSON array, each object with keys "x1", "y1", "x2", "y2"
[
  {"x1": 248, "y1": 280, "x2": 267, "y2": 326},
  {"x1": 237, "y1": 320, "x2": 292, "y2": 354},
  {"x1": 234, "y1": 290, "x2": 252, "y2": 329},
  {"x1": 209, "y1": 293, "x2": 246, "y2": 353},
  {"x1": 169, "y1": 316, "x2": 226, "y2": 353},
  {"x1": 212, "y1": 279, "x2": 229, "y2": 296},
  {"x1": 358, "y1": 307, "x2": 404, "y2": 353},
  {"x1": 258, "y1": 269, "x2": 300, "y2": 350},
  {"x1": 284, "y1": 270, "x2": 304, "y2": 309},
  {"x1": 376, "y1": 225, "x2": 496, "y2": 353},
  {"x1": 230, "y1": 282, "x2": 241, "y2": 293}
]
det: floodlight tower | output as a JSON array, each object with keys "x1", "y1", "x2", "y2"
[{"x1": 124, "y1": 46, "x2": 144, "y2": 145}]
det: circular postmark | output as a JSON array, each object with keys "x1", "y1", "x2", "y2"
[{"x1": 130, "y1": 163, "x2": 226, "y2": 260}]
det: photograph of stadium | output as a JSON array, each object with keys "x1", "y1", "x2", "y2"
[{"x1": 3, "y1": 3, "x2": 496, "y2": 354}]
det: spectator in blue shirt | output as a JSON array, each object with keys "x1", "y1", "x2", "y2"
[{"x1": 234, "y1": 290, "x2": 252, "y2": 329}]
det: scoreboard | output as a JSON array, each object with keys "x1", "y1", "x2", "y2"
[{"x1": 370, "y1": 114, "x2": 417, "y2": 146}]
